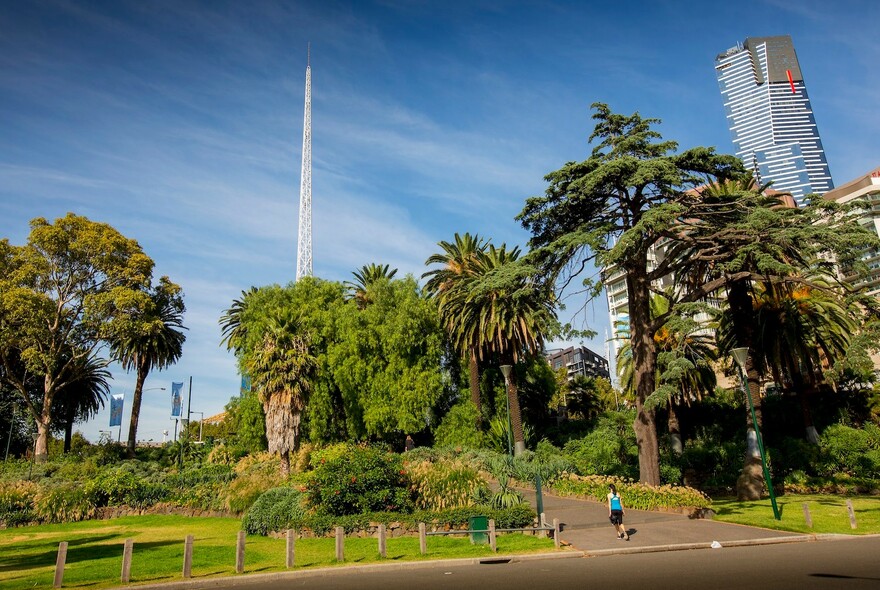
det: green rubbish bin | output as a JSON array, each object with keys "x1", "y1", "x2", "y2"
[{"x1": 469, "y1": 515, "x2": 489, "y2": 545}]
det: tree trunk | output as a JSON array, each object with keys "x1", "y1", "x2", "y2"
[
  {"x1": 726, "y1": 278, "x2": 766, "y2": 501},
  {"x1": 34, "y1": 375, "x2": 55, "y2": 460},
  {"x1": 63, "y1": 403, "x2": 75, "y2": 453},
  {"x1": 468, "y1": 347, "x2": 481, "y2": 424},
  {"x1": 507, "y1": 371, "x2": 525, "y2": 455},
  {"x1": 627, "y1": 262, "x2": 661, "y2": 486},
  {"x1": 126, "y1": 360, "x2": 149, "y2": 456},
  {"x1": 280, "y1": 450, "x2": 290, "y2": 477},
  {"x1": 668, "y1": 403, "x2": 683, "y2": 456}
]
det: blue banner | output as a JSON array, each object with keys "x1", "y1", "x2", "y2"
[
  {"x1": 109, "y1": 394, "x2": 124, "y2": 427},
  {"x1": 171, "y1": 382, "x2": 183, "y2": 417},
  {"x1": 240, "y1": 374, "x2": 251, "y2": 393}
]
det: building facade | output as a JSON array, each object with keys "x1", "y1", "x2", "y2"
[
  {"x1": 823, "y1": 167, "x2": 880, "y2": 296},
  {"x1": 546, "y1": 346, "x2": 610, "y2": 381},
  {"x1": 715, "y1": 35, "x2": 833, "y2": 205}
]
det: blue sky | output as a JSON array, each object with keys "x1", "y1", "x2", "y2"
[{"x1": 2, "y1": 0, "x2": 877, "y2": 443}]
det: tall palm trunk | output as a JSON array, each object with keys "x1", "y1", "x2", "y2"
[
  {"x1": 468, "y1": 348, "x2": 481, "y2": 425},
  {"x1": 668, "y1": 403, "x2": 683, "y2": 456},
  {"x1": 727, "y1": 278, "x2": 766, "y2": 501},
  {"x1": 505, "y1": 368, "x2": 525, "y2": 455}
]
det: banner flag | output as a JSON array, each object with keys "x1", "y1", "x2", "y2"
[
  {"x1": 109, "y1": 394, "x2": 124, "y2": 427},
  {"x1": 171, "y1": 382, "x2": 183, "y2": 417},
  {"x1": 240, "y1": 374, "x2": 251, "y2": 394}
]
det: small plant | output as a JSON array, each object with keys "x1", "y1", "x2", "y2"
[
  {"x1": 490, "y1": 474, "x2": 526, "y2": 509},
  {"x1": 0, "y1": 480, "x2": 39, "y2": 526},
  {"x1": 408, "y1": 460, "x2": 489, "y2": 510},
  {"x1": 34, "y1": 484, "x2": 95, "y2": 523}
]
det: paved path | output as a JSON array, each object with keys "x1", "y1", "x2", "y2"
[{"x1": 521, "y1": 487, "x2": 803, "y2": 553}]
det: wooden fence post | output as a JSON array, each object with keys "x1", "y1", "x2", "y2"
[
  {"x1": 539, "y1": 512, "x2": 547, "y2": 538},
  {"x1": 488, "y1": 519, "x2": 497, "y2": 553},
  {"x1": 235, "y1": 530, "x2": 245, "y2": 574},
  {"x1": 53, "y1": 541, "x2": 68, "y2": 589},
  {"x1": 182, "y1": 535, "x2": 193, "y2": 579},
  {"x1": 335, "y1": 527, "x2": 345, "y2": 562},
  {"x1": 378, "y1": 524, "x2": 387, "y2": 558},
  {"x1": 802, "y1": 504, "x2": 813, "y2": 529},
  {"x1": 846, "y1": 499, "x2": 858, "y2": 529},
  {"x1": 121, "y1": 538, "x2": 133, "y2": 583},
  {"x1": 553, "y1": 518, "x2": 560, "y2": 549},
  {"x1": 418, "y1": 523, "x2": 427, "y2": 555},
  {"x1": 286, "y1": 529, "x2": 295, "y2": 568}
]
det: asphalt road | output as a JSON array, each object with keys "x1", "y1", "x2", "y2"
[{"x1": 207, "y1": 536, "x2": 880, "y2": 590}]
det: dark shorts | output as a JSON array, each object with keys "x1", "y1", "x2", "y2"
[{"x1": 610, "y1": 510, "x2": 623, "y2": 525}]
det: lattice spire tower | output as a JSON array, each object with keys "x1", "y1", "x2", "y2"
[{"x1": 295, "y1": 45, "x2": 312, "y2": 281}]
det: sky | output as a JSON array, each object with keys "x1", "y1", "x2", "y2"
[{"x1": 1, "y1": 0, "x2": 878, "y2": 444}]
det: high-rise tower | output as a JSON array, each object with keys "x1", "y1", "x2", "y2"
[
  {"x1": 296, "y1": 46, "x2": 312, "y2": 281},
  {"x1": 715, "y1": 35, "x2": 833, "y2": 204}
]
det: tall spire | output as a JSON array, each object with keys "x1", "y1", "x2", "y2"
[{"x1": 296, "y1": 43, "x2": 312, "y2": 281}]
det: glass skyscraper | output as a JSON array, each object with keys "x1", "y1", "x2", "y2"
[{"x1": 715, "y1": 35, "x2": 834, "y2": 205}]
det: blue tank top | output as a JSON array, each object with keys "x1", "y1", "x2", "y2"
[{"x1": 610, "y1": 494, "x2": 622, "y2": 511}]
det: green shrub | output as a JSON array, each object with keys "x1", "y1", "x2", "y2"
[
  {"x1": 819, "y1": 423, "x2": 880, "y2": 477},
  {"x1": 84, "y1": 468, "x2": 145, "y2": 507},
  {"x1": 550, "y1": 473, "x2": 710, "y2": 510},
  {"x1": 408, "y1": 460, "x2": 488, "y2": 510},
  {"x1": 433, "y1": 401, "x2": 486, "y2": 449},
  {"x1": 562, "y1": 414, "x2": 638, "y2": 479},
  {"x1": 225, "y1": 452, "x2": 283, "y2": 514},
  {"x1": 307, "y1": 443, "x2": 413, "y2": 516},
  {"x1": 241, "y1": 486, "x2": 307, "y2": 535},
  {"x1": 0, "y1": 480, "x2": 39, "y2": 526},
  {"x1": 34, "y1": 484, "x2": 95, "y2": 523}
]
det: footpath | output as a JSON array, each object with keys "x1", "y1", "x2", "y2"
[{"x1": 523, "y1": 487, "x2": 813, "y2": 556}]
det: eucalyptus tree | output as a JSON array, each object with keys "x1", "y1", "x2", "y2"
[
  {"x1": 423, "y1": 233, "x2": 489, "y2": 417},
  {"x1": 110, "y1": 277, "x2": 186, "y2": 455},
  {"x1": 0, "y1": 214, "x2": 153, "y2": 459},
  {"x1": 517, "y1": 104, "x2": 741, "y2": 484}
]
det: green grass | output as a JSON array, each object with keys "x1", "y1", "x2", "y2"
[
  {"x1": 712, "y1": 494, "x2": 880, "y2": 534},
  {"x1": 0, "y1": 515, "x2": 556, "y2": 589}
]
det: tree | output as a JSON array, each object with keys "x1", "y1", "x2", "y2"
[
  {"x1": 51, "y1": 353, "x2": 111, "y2": 453},
  {"x1": 0, "y1": 214, "x2": 153, "y2": 459},
  {"x1": 423, "y1": 233, "x2": 489, "y2": 418},
  {"x1": 110, "y1": 277, "x2": 186, "y2": 455},
  {"x1": 670, "y1": 177, "x2": 879, "y2": 498},
  {"x1": 518, "y1": 104, "x2": 741, "y2": 484},
  {"x1": 344, "y1": 263, "x2": 398, "y2": 309},
  {"x1": 244, "y1": 314, "x2": 315, "y2": 477},
  {"x1": 463, "y1": 244, "x2": 558, "y2": 452}
]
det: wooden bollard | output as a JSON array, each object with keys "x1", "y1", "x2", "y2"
[
  {"x1": 235, "y1": 530, "x2": 245, "y2": 574},
  {"x1": 121, "y1": 538, "x2": 134, "y2": 583},
  {"x1": 182, "y1": 535, "x2": 194, "y2": 579},
  {"x1": 378, "y1": 524, "x2": 387, "y2": 558},
  {"x1": 553, "y1": 518, "x2": 560, "y2": 549},
  {"x1": 488, "y1": 519, "x2": 497, "y2": 553},
  {"x1": 286, "y1": 529, "x2": 295, "y2": 568},
  {"x1": 846, "y1": 499, "x2": 858, "y2": 529},
  {"x1": 418, "y1": 523, "x2": 427, "y2": 555},
  {"x1": 53, "y1": 541, "x2": 68, "y2": 588},
  {"x1": 539, "y1": 512, "x2": 547, "y2": 538},
  {"x1": 335, "y1": 527, "x2": 344, "y2": 562},
  {"x1": 802, "y1": 504, "x2": 813, "y2": 528}
]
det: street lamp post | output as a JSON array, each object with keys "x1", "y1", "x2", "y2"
[
  {"x1": 499, "y1": 365, "x2": 515, "y2": 458},
  {"x1": 191, "y1": 411, "x2": 204, "y2": 442},
  {"x1": 731, "y1": 347, "x2": 780, "y2": 520},
  {"x1": 4, "y1": 403, "x2": 17, "y2": 462}
]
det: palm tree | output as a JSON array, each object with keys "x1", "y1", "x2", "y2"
[
  {"x1": 52, "y1": 353, "x2": 111, "y2": 452},
  {"x1": 220, "y1": 287, "x2": 258, "y2": 351},
  {"x1": 463, "y1": 244, "x2": 557, "y2": 453},
  {"x1": 423, "y1": 233, "x2": 489, "y2": 417},
  {"x1": 244, "y1": 314, "x2": 315, "y2": 477},
  {"x1": 344, "y1": 264, "x2": 398, "y2": 309},
  {"x1": 111, "y1": 277, "x2": 186, "y2": 455}
]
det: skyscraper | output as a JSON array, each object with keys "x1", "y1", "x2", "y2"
[{"x1": 715, "y1": 35, "x2": 833, "y2": 204}]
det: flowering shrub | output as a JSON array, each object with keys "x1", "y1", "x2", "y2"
[
  {"x1": 307, "y1": 443, "x2": 414, "y2": 516},
  {"x1": 550, "y1": 473, "x2": 711, "y2": 510}
]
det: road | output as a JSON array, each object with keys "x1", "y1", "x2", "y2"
[{"x1": 215, "y1": 536, "x2": 880, "y2": 590}]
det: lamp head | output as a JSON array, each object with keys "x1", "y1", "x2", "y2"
[
  {"x1": 500, "y1": 364, "x2": 512, "y2": 380},
  {"x1": 731, "y1": 347, "x2": 749, "y2": 371}
]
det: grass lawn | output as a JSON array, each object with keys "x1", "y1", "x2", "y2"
[
  {"x1": 712, "y1": 494, "x2": 880, "y2": 535},
  {"x1": 0, "y1": 515, "x2": 557, "y2": 589}
]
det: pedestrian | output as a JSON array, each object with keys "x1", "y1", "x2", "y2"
[
  {"x1": 404, "y1": 435, "x2": 415, "y2": 452},
  {"x1": 607, "y1": 483, "x2": 630, "y2": 541}
]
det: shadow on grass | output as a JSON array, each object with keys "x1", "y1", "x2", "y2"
[{"x1": 0, "y1": 538, "x2": 179, "y2": 573}]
